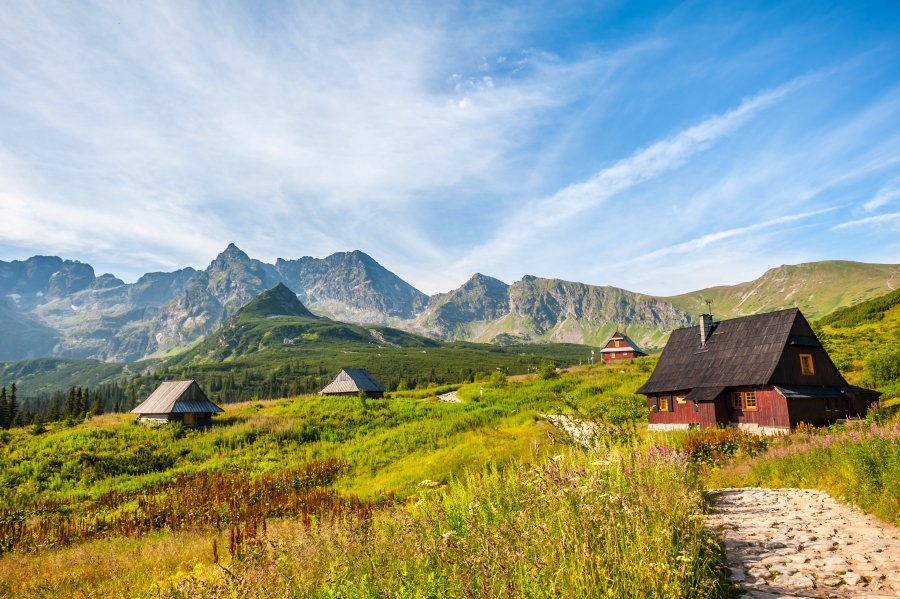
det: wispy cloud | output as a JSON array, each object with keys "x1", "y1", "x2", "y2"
[
  {"x1": 630, "y1": 207, "x2": 840, "y2": 263},
  {"x1": 864, "y1": 178, "x2": 900, "y2": 211},
  {"x1": 834, "y1": 211, "x2": 900, "y2": 230},
  {"x1": 446, "y1": 75, "x2": 813, "y2": 282}
]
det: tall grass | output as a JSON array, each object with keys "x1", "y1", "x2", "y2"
[{"x1": 160, "y1": 449, "x2": 730, "y2": 599}]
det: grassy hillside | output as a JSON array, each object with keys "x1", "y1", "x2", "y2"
[
  {"x1": 669, "y1": 260, "x2": 900, "y2": 320},
  {"x1": 0, "y1": 360, "x2": 738, "y2": 598},
  {"x1": 813, "y1": 293, "x2": 900, "y2": 394},
  {"x1": 0, "y1": 358, "x2": 160, "y2": 397}
]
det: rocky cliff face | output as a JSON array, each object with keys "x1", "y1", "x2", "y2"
[
  {"x1": 413, "y1": 274, "x2": 510, "y2": 338},
  {"x1": 411, "y1": 274, "x2": 693, "y2": 348},
  {"x1": 274, "y1": 250, "x2": 428, "y2": 323},
  {"x1": 0, "y1": 245, "x2": 428, "y2": 361}
]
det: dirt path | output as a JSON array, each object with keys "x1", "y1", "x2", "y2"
[
  {"x1": 706, "y1": 488, "x2": 900, "y2": 598},
  {"x1": 437, "y1": 391, "x2": 461, "y2": 403}
]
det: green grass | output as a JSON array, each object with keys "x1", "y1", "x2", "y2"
[{"x1": 0, "y1": 359, "x2": 741, "y2": 598}]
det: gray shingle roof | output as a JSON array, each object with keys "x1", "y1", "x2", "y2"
[
  {"x1": 319, "y1": 368, "x2": 386, "y2": 394},
  {"x1": 636, "y1": 308, "x2": 808, "y2": 396},
  {"x1": 131, "y1": 380, "x2": 224, "y2": 414}
]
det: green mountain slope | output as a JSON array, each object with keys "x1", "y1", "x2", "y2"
[
  {"x1": 810, "y1": 286, "x2": 900, "y2": 392},
  {"x1": 668, "y1": 261, "x2": 900, "y2": 320}
]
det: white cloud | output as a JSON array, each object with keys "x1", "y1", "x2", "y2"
[
  {"x1": 833, "y1": 211, "x2": 900, "y2": 230},
  {"x1": 864, "y1": 178, "x2": 900, "y2": 211}
]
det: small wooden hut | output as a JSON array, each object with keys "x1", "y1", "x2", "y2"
[
  {"x1": 600, "y1": 330, "x2": 647, "y2": 363},
  {"x1": 636, "y1": 308, "x2": 879, "y2": 434},
  {"x1": 319, "y1": 368, "x2": 386, "y2": 398},
  {"x1": 131, "y1": 379, "x2": 223, "y2": 427}
]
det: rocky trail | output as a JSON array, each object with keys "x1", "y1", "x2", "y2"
[{"x1": 707, "y1": 488, "x2": 900, "y2": 598}]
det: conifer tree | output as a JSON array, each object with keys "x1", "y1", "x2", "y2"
[
  {"x1": 0, "y1": 387, "x2": 7, "y2": 429},
  {"x1": 48, "y1": 397, "x2": 61, "y2": 422},
  {"x1": 8, "y1": 382, "x2": 18, "y2": 428},
  {"x1": 64, "y1": 386, "x2": 77, "y2": 417},
  {"x1": 75, "y1": 387, "x2": 84, "y2": 417},
  {"x1": 128, "y1": 386, "x2": 137, "y2": 411},
  {"x1": 90, "y1": 390, "x2": 103, "y2": 416}
]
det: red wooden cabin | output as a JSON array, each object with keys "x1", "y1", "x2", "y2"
[
  {"x1": 636, "y1": 308, "x2": 878, "y2": 434},
  {"x1": 600, "y1": 331, "x2": 647, "y2": 363}
]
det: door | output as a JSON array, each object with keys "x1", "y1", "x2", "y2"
[{"x1": 183, "y1": 412, "x2": 195, "y2": 426}]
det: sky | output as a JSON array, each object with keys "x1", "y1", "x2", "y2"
[{"x1": 1, "y1": 1, "x2": 900, "y2": 296}]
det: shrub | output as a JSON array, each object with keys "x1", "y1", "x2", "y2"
[
  {"x1": 681, "y1": 428, "x2": 769, "y2": 466},
  {"x1": 862, "y1": 345, "x2": 900, "y2": 387}
]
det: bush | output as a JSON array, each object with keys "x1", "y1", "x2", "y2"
[
  {"x1": 681, "y1": 428, "x2": 769, "y2": 466},
  {"x1": 862, "y1": 345, "x2": 900, "y2": 387},
  {"x1": 489, "y1": 370, "x2": 507, "y2": 387},
  {"x1": 538, "y1": 359, "x2": 557, "y2": 380}
]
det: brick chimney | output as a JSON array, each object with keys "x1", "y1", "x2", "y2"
[{"x1": 699, "y1": 314, "x2": 714, "y2": 346}]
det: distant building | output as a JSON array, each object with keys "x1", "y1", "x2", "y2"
[
  {"x1": 636, "y1": 308, "x2": 879, "y2": 434},
  {"x1": 600, "y1": 330, "x2": 647, "y2": 363},
  {"x1": 131, "y1": 379, "x2": 223, "y2": 427},
  {"x1": 319, "y1": 368, "x2": 386, "y2": 398}
]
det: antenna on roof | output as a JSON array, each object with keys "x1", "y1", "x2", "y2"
[{"x1": 703, "y1": 299, "x2": 713, "y2": 315}]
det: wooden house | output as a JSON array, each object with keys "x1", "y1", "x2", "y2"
[
  {"x1": 600, "y1": 330, "x2": 647, "y2": 363},
  {"x1": 636, "y1": 308, "x2": 878, "y2": 434},
  {"x1": 319, "y1": 368, "x2": 386, "y2": 398},
  {"x1": 131, "y1": 380, "x2": 223, "y2": 427}
]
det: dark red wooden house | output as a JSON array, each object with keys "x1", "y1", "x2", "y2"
[
  {"x1": 600, "y1": 331, "x2": 648, "y2": 363},
  {"x1": 636, "y1": 308, "x2": 878, "y2": 433}
]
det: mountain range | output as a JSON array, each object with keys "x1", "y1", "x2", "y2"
[{"x1": 2, "y1": 243, "x2": 899, "y2": 362}]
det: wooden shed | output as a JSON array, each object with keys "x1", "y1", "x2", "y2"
[
  {"x1": 600, "y1": 330, "x2": 647, "y2": 363},
  {"x1": 319, "y1": 368, "x2": 386, "y2": 398},
  {"x1": 636, "y1": 308, "x2": 879, "y2": 434},
  {"x1": 131, "y1": 379, "x2": 223, "y2": 427}
]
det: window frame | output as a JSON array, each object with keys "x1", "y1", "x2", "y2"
[
  {"x1": 800, "y1": 354, "x2": 815, "y2": 376},
  {"x1": 658, "y1": 396, "x2": 670, "y2": 412},
  {"x1": 614, "y1": 340, "x2": 620, "y2": 348},
  {"x1": 731, "y1": 391, "x2": 743, "y2": 409},
  {"x1": 743, "y1": 392, "x2": 757, "y2": 411},
  {"x1": 675, "y1": 395, "x2": 686, "y2": 405}
]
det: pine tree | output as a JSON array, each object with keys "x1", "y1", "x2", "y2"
[
  {"x1": 90, "y1": 390, "x2": 103, "y2": 416},
  {"x1": 48, "y1": 397, "x2": 61, "y2": 422},
  {"x1": 75, "y1": 387, "x2": 85, "y2": 417},
  {"x1": 64, "y1": 386, "x2": 77, "y2": 418},
  {"x1": 128, "y1": 387, "x2": 137, "y2": 411},
  {"x1": 8, "y1": 382, "x2": 18, "y2": 428},
  {"x1": 0, "y1": 387, "x2": 7, "y2": 429}
]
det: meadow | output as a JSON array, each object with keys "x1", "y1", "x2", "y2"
[{"x1": 0, "y1": 358, "x2": 740, "y2": 598}]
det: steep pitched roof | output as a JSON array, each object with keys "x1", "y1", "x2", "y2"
[
  {"x1": 600, "y1": 331, "x2": 646, "y2": 354},
  {"x1": 636, "y1": 308, "x2": 813, "y2": 395},
  {"x1": 319, "y1": 368, "x2": 386, "y2": 394},
  {"x1": 131, "y1": 380, "x2": 224, "y2": 414}
]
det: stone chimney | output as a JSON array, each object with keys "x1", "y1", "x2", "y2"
[{"x1": 699, "y1": 314, "x2": 714, "y2": 346}]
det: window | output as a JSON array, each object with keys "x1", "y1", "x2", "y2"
[
  {"x1": 675, "y1": 395, "x2": 686, "y2": 405},
  {"x1": 659, "y1": 396, "x2": 670, "y2": 412},
  {"x1": 800, "y1": 354, "x2": 815, "y2": 375},
  {"x1": 744, "y1": 392, "x2": 757, "y2": 410},
  {"x1": 610, "y1": 352, "x2": 616, "y2": 359},
  {"x1": 731, "y1": 392, "x2": 743, "y2": 409},
  {"x1": 614, "y1": 340, "x2": 620, "y2": 347}
]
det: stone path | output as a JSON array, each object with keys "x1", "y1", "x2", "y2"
[{"x1": 706, "y1": 488, "x2": 900, "y2": 598}]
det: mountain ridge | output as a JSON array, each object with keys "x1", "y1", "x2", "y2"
[{"x1": 3, "y1": 248, "x2": 899, "y2": 362}]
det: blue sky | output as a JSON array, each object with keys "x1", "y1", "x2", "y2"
[{"x1": 1, "y1": 1, "x2": 899, "y2": 296}]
